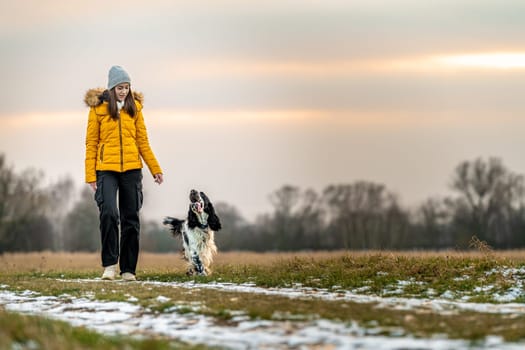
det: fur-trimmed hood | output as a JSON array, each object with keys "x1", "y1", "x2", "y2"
[
  {"x1": 84, "y1": 87, "x2": 144, "y2": 107},
  {"x1": 84, "y1": 87, "x2": 161, "y2": 183}
]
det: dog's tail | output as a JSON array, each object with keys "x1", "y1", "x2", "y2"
[{"x1": 163, "y1": 216, "x2": 185, "y2": 237}]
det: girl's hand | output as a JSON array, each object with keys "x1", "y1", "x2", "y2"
[
  {"x1": 88, "y1": 182, "x2": 97, "y2": 191},
  {"x1": 154, "y1": 173, "x2": 164, "y2": 185}
]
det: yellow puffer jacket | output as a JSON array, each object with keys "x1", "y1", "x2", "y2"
[{"x1": 84, "y1": 88, "x2": 162, "y2": 183}]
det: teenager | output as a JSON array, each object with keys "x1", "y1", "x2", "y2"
[{"x1": 84, "y1": 65, "x2": 163, "y2": 281}]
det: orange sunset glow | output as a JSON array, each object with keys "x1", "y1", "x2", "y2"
[
  {"x1": 150, "y1": 52, "x2": 525, "y2": 80},
  {"x1": 435, "y1": 52, "x2": 525, "y2": 69},
  {"x1": 1, "y1": 0, "x2": 525, "y2": 220}
]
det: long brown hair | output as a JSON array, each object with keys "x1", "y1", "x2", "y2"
[{"x1": 108, "y1": 87, "x2": 137, "y2": 120}]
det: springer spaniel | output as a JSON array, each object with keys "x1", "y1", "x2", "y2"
[{"x1": 163, "y1": 189, "x2": 222, "y2": 276}]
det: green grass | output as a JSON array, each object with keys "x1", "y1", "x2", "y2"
[
  {"x1": 4, "y1": 252, "x2": 525, "y2": 305},
  {"x1": 207, "y1": 253, "x2": 520, "y2": 300},
  {"x1": 0, "y1": 308, "x2": 211, "y2": 350},
  {"x1": 2, "y1": 252, "x2": 525, "y2": 344}
]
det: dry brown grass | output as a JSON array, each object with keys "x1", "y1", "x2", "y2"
[
  {"x1": 2, "y1": 249, "x2": 525, "y2": 274},
  {"x1": 0, "y1": 251, "x2": 352, "y2": 273}
]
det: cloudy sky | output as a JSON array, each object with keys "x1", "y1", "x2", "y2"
[{"x1": 1, "y1": 0, "x2": 525, "y2": 220}]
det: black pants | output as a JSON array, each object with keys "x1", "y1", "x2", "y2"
[{"x1": 95, "y1": 169, "x2": 143, "y2": 274}]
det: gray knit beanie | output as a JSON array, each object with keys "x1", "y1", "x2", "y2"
[{"x1": 107, "y1": 65, "x2": 131, "y2": 90}]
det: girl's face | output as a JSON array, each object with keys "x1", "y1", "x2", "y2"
[{"x1": 114, "y1": 83, "x2": 130, "y2": 101}]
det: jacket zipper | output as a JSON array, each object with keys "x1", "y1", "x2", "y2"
[{"x1": 118, "y1": 116, "x2": 123, "y2": 171}]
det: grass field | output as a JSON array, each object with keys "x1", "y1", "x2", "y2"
[{"x1": 1, "y1": 249, "x2": 525, "y2": 349}]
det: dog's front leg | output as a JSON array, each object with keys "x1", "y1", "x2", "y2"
[
  {"x1": 183, "y1": 228, "x2": 207, "y2": 277},
  {"x1": 191, "y1": 252, "x2": 206, "y2": 276}
]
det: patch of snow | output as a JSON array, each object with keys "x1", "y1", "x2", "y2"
[
  {"x1": 453, "y1": 275, "x2": 470, "y2": 282},
  {"x1": 474, "y1": 285, "x2": 494, "y2": 293},
  {"x1": 352, "y1": 286, "x2": 371, "y2": 293},
  {"x1": 494, "y1": 287, "x2": 523, "y2": 303},
  {"x1": 426, "y1": 288, "x2": 437, "y2": 296},
  {"x1": 138, "y1": 280, "x2": 525, "y2": 316},
  {"x1": 54, "y1": 277, "x2": 525, "y2": 316},
  {"x1": 397, "y1": 278, "x2": 424, "y2": 286},
  {"x1": 156, "y1": 295, "x2": 171, "y2": 303},
  {"x1": 2, "y1": 289, "x2": 525, "y2": 350},
  {"x1": 20, "y1": 289, "x2": 38, "y2": 297},
  {"x1": 10, "y1": 339, "x2": 38, "y2": 350},
  {"x1": 440, "y1": 290, "x2": 456, "y2": 299},
  {"x1": 22, "y1": 264, "x2": 522, "y2": 348}
]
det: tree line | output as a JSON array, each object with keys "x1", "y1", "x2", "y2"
[{"x1": 1, "y1": 153, "x2": 525, "y2": 252}]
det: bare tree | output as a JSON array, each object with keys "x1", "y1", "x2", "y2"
[
  {"x1": 412, "y1": 198, "x2": 451, "y2": 248},
  {"x1": 294, "y1": 189, "x2": 326, "y2": 249},
  {"x1": 448, "y1": 157, "x2": 525, "y2": 247},
  {"x1": 0, "y1": 155, "x2": 15, "y2": 238},
  {"x1": 141, "y1": 220, "x2": 179, "y2": 252},
  {"x1": 62, "y1": 187, "x2": 100, "y2": 251},
  {"x1": 268, "y1": 185, "x2": 301, "y2": 250},
  {"x1": 44, "y1": 176, "x2": 75, "y2": 250},
  {"x1": 265, "y1": 185, "x2": 327, "y2": 250},
  {"x1": 213, "y1": 202, "x2": 249, "y2": 250},
  {"x1": 0, "y1": 156, "x2": 54, "y2": 252},
  {"x1": 323, "y1": 182, "x2": 408, "y2": 249}
]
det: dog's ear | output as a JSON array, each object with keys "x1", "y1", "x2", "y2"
[
  {"x1": 200, "y1": 192, "x2": 210, "y2": 206},
  {"x1": 206, "y1": 203, "x2": 222, "y2": 231},
  {"x1": 208, "y1": 212, "x2": 222, "y2": 231},
  {"x1": 187, "y1": 208, "x2": 200, "y2": 229},
  {"x1": 200, "y1": 192, "x2": 222, "y2": 231}
]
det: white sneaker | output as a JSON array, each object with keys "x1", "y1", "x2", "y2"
[
  {"x1": 101, "y1": 264, "x2": 117, "y2": 280},
  {"x1": 121, "y1": 272, "x2": 136, "y2": 281}
]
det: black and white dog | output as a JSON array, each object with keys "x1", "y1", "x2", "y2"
[{"x1": 163, "y1": 190, "x2": 222, "y2": 276}]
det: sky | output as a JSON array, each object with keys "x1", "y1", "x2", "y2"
[{"x1": 1, "y1": 0, "x2": 525, "y2": 221}]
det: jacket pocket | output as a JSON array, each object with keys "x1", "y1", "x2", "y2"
[
  {"x1": 94, "y1": 180, "x2": 104, "y2": 207},
  {"x1": 136, "y1": 182, "x2": 143, "y2": 211},
  {"x1": 99, "y1": 144, "x2": 105, "y2": 163}
]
